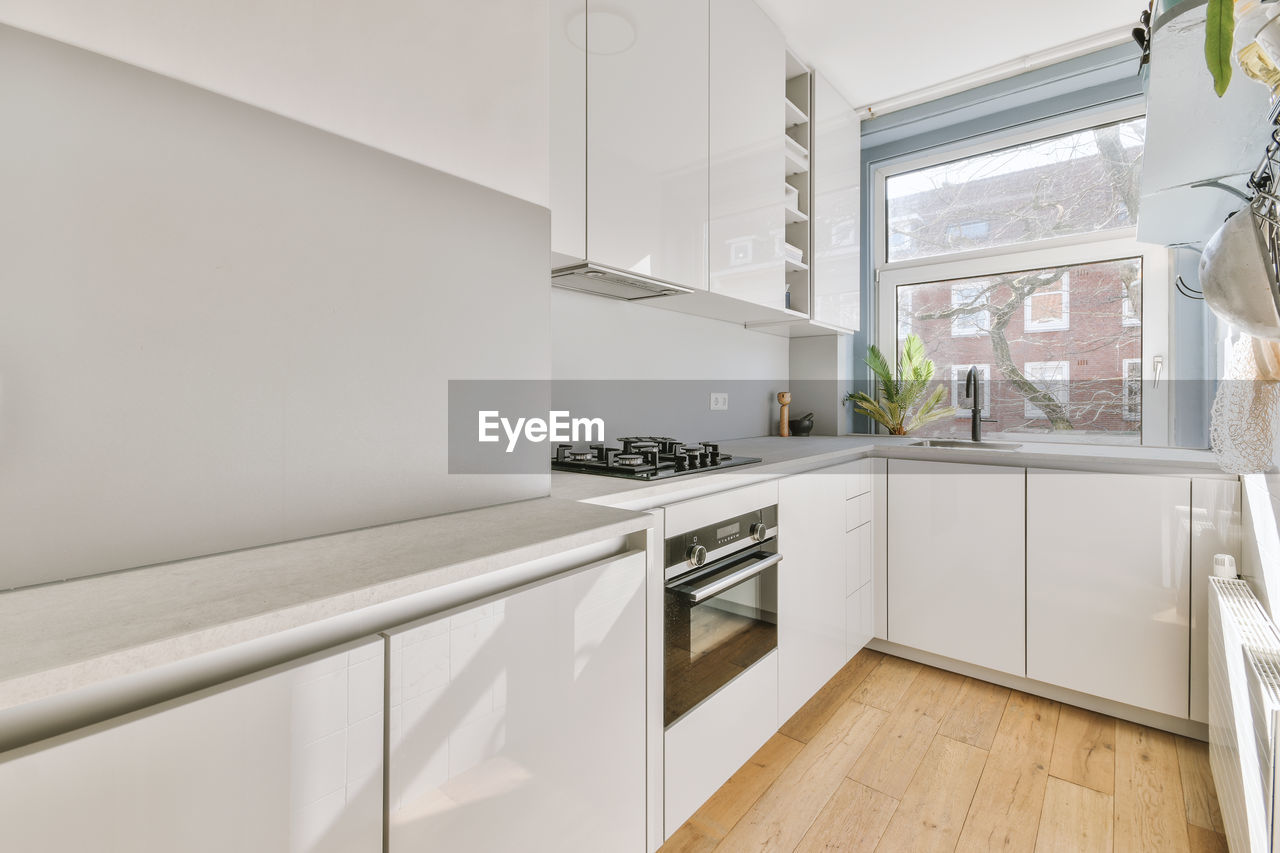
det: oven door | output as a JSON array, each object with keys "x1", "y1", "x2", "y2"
[{"x1": 664, "y1": 547, "x2": 780, "y2": 727}]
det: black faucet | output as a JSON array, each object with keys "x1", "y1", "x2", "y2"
[{"x1": 964, "y1": 366, "x2": 997, "y2": 443}]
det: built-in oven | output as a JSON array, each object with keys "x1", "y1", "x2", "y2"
[{"x1": 664, "y1": 502, "x2": 780, "y2": 727}]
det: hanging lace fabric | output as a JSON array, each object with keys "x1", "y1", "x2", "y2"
[{"x1": 1211, "y1": 334, "x2": 1280, "y2": 473}]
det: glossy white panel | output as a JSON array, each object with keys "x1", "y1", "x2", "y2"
[
  {"x1": 844, "y1": 458, "x2": 873, "y2": 499},
  {"x1": 810, "y1": 73, "x2": 861, "y2": 332},
  {"x1": 550, "y1": 0, "x2": 586, "y2": 262},
  {"x1": 0, "y1": 1, "x2": 551, "y2": 206},
  {"x1": 709, "y1": 0, "x2": 785, "y2": 307},
  {"x1": 1027, "y1": 470, "x2": 1191, "y2": 718},
  {"x1": 0, "y1": 639, "x2": 384, "y2": 852},
  {"x1": 847, "y1": 583, "x2": 874, "y2": 657},
  {"x1": 664, "y1": 481, "x2": 780, "y2": 537},
  {"x1": 388, "y1": 552, "x2": 646, "y2": 853},
  {"x1": 845, "y1": 523, "x2": 872, "y2": 593},
  {"x1": 846, "y1": 492, "x2": 872, "y2": 531},
  {"x1": 887, "y1": 460, "x2": 1026, "y2": 677},
  {"x1": 778, "y1": 472, "x2": 847, "y2": 720},
  {"x1": 1191, "y1": 478, "x2": 1242, "y2": 724},
  {"x1": 873, "y1": 458, "x2": 889, "y2": 640},
  {"x1": 587, "y1": 0, "x2": 708, "y2": 289},
  {"x1": 664, "y1": 652, "x2": 778, "y2": 838}
]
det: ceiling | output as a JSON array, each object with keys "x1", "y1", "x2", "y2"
[{"x1": 753, "y1": 0, "x2": 1138, "y2": 112}]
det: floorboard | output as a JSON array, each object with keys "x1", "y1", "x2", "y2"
[{"x1": 659, "y1": 654, "x2": 1224, "y2": 853}]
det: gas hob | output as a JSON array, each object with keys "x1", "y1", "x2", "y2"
[{"x1": 551, "y1": 436, "x2": 761, "y2": 480}]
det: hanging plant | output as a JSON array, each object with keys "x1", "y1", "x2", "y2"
[{"x1": 1206, "y1": 0, "x2": 1237, "y2": 96}]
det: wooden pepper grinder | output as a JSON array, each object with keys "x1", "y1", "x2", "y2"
[{"x1": 778, "y1": 391, "x2": 791, "y2": 437}]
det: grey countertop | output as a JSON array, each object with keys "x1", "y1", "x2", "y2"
[
  {"x1": 552, "y1": 435, "x2": 1230, "y2": 508},
  {"x1": 0, "y1": 497, "x2": 652, "y2": 718}
]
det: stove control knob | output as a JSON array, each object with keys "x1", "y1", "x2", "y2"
[
  {"x1": 687, "y1": 544, "x2": 708, "y2": 568},
  {"x1": 749, "y1": 522, "x2": 768, "y2": 543}
]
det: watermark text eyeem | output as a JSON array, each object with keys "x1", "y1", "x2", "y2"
[{"x1": 478, "y1": 411, "x2": 605, "y2": 453}]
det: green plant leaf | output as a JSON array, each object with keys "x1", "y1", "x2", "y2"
[{"x1": 1206, "y1": 0, "x2": 1235, "y2": 97}]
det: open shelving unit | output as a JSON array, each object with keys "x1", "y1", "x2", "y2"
[{"x1": 783, "y1": 49, "x2": 812, "y2": 317}]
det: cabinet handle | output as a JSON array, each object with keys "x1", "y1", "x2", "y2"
[{"x1": 668, "y1": 552, "x2": 782, "y2": 604}]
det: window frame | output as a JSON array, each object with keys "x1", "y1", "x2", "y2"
[{"x1": 872, "y1": 103, "x2": 1171, "y2": 446}]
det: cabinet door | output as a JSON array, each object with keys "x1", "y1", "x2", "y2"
[
  {"x1": 1027, "y1": 470, "x2": 1191, "y2": 717},
  {"x1": 387, "y1": 551, "x2": 646, "y2": 853},
  {"x1": 887, "y1": 460, "x2": 1026, "y2": 676},
  {"x1": 778, "y1": 472, "x2": 847, "y2": 720},
  {"x1": 587, "y1": 0, "x2": 709, "y2": 289},
  {"x1": 709, "y1": 0, "x2": 785, "y2": 308},
  {"x1": 810, "y1": 73, "x2": 861, "y2": 332},
  {"x1": 0, "y1": 639, "x2": 385, "y2": 853}
]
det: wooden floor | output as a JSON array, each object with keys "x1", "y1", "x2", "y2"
[{"x1": 660, "y1": 650, "x2": 1227, "y2": 853}]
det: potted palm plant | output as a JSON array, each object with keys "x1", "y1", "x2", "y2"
[{"x1": 843, "y1": 334, "x2": 956, "y2": 435}]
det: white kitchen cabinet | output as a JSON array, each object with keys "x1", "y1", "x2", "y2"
[
  {"x1": 887, "y1": 460, "x2": 1026, "y2": 677},
  {"x1": 709, "y1": 0, "x2": 786, "y2": 308},
  {"x1": 809, "y1": 72, "x2": 861, "y2": 332},
  {"x1": 0, "y1": 639, "x2": 385, "y2": 853},
  {"x1": 778, "y1": 470, "x2": 847, "y2": 720},
  {"x1": 845, "y1": 459, "x2": 876, "y2": 655},
  {"x1": 551, "y1": 0, "x2": 709, "y2": 288},
  {"x1": 387, "y1": 551, "x2": 646, "y2": 853},
  {"x1": 1027, "y1": 470, "x2": 1192, "y2": 718}
]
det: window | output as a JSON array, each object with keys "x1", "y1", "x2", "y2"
[
  {"x1": 876, "y1": 107, "x2": 1168, "y2": 445},
  {"x1": 1023, "y1": 361, "x2": 1070, "y2": 419},
  {"x1": 885, "y1": 117, "x2": 1145, "y2": 263},
  {"x1": 1024, "y1": 274, "x2": 1070, "y2": 332},
  {"x1": 1123, "y1": 358, "x2": 1142, "y2": 421},
  {"x1": 950, "y1": 283, "x2": 989, "y2": 337},
  {"x1": 951, "y1": 364, "x2": 991, "y2": 417}
]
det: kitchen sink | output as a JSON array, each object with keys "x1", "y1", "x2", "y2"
[{"x1": 909, "y1": 439, "x2": 1022, "y2": 450}]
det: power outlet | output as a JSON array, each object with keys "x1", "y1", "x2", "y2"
[{"x1": 710, "y1": 392, "x2": 729, "y2": 411}]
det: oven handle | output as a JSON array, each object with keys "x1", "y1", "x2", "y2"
[{"x1": 670, "y1": 552, "x2": 782, "y2": 604}]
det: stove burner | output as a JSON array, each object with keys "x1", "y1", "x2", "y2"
[{"x1": 551, "y1": 436, "x2": 762, "y2": 480}]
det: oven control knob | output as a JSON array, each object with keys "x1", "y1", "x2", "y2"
[
  {"x1": 686, "y1": 544, "x2": 708, "y2": 568},
  {"x1": 749, "y1": 522, "x2": 768, "y2": 542}
]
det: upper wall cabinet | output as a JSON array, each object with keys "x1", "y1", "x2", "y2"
[
  {"x1": 810, "y1": 74, "x2": 862, "y2": 333},
  {"x1": 709, "y1": 0, "x2": 787, "y2": 309},
  {"x1": 551, "y1": 0, "x2": 710, "y2": 290},
  {"x1": 1138, "y1": 2, "x2": 1273, "y2": 246}
]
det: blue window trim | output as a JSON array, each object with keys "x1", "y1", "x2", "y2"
[{"x1": 848, "y1": 42, "x2": 1145, "y2": 434}]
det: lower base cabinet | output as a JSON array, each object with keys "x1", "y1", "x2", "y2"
[
  {"x1": 0, "y1": 638, "x2": 385, "y2": 853},
  {"x1": 386, "y1": 551, "x2": 647, "y2": 853},
  {"x1": 778, "y1": 472, "x2": 848, "y2": 721},
  {"x1": 1027, "y1": 469, "x2": 1191, "y2": 718},
  {"x1": 887, "y1": 459, "x2": 1027, "y2": 677}
]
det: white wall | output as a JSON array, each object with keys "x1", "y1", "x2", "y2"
[
  {"x1": 0, "y1": 0, "x2": 550, "y2": 208},
  {"x1": 0, "y1": 26, "x2": 550, "y2": 590},
  {"x1": 551, "y1": 290, "x2": 789, "y2": 438}
]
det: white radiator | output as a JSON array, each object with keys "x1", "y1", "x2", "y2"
[{"x1": 1210, "y1": 577, "x2": 1280, "y2": 852}]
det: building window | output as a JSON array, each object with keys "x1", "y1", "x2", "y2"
[
  {"x1": 1123, "y1": 358, "x2": 1142, "y2": 421},
  {"x1": 1024, "y1": 273, "x2": 1070, "y2": 332},
  {"x1": 951, "y1": 364, "x2": 991, "y2": 417},
  {"x1": 1023, "y1": 360, "x2": 1070, "y2": 419},
  {"x1": 1121, "y1": 279, "x2": 1141, "y2": 327},
  {"x1": 876, "y1": 108, "x2": 1164, "y2": 445},
  {"x1": 950, "y1": 282, "x2": 990, "y2": 337}
]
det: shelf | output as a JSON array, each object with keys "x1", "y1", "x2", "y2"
[
  {"x1": 784, "y1": 206, "x2": 808, "y2": 224},
  {"x1": 784, "y1": 257, "x2": 808, "y2": 273},
  {"x1": 784, "y1": 144, "x2": 808, "y2": 176},
  {"x1": 785, "y1": 98, "x2": 808, "y2": 128}
]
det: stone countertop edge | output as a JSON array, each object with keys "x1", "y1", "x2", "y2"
[
  {"x1": 552, "y1": 435, "x2": 1232, "y2": 507},
  {"x1": 0, "y1": 497, "x2": 653, "y2": 714}
]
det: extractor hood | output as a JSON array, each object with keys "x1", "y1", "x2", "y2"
[{"x1": 551, "y1": 262, "x2": 694, "y2": 300}]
